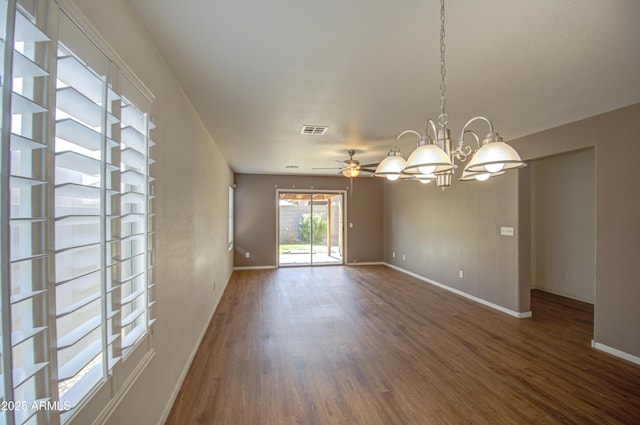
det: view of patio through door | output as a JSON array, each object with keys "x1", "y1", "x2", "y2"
[{"x1": 278, "y1": 192, "x2": 344, "y2": 266}]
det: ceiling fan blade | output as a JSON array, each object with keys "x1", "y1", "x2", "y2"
[{"x1": 315, "y1": 153, "x2": 375, "y2": 173}]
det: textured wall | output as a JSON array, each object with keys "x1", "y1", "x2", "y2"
[
  {"x1": 383, "y1": 170, "x2": 525, "y2": 313},
  {"x1": 234, "y1": 174, "x2": 384, "y2": 266}
]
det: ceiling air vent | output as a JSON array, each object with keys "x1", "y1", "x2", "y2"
[{"x1": 300, "y1": 125, "x2": 328, "y2": 135}]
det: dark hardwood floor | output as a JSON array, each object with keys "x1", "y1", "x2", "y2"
[{"x1": 165, "y1": 265, "x2": 640, "y2": 424}]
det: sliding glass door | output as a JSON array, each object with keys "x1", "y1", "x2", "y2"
[
  {"x1": 278, "y1": 192, "x2": 344, "y2": 266},
  {"x1": 279, "y1": 194, "x2": 311, "y2": 265}
]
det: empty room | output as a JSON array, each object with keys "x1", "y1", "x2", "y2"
[{"x1": 0, "y1": 0, "x2": 638, "y2": 424}]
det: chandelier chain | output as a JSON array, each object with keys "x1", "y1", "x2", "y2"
[{"x1": 438, "y1": 0, "x2": 447, "y2": 128}]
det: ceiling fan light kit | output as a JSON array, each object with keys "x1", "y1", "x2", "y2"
[
  {"x1": 342, "y1": 167, "x2": 361, "y2": 178},
  {"x1": 375, "y1": 0, "x2": 525, "y2": 189},
  {"x1": 314, "y1": 149, "x2": 378, "y2": 179}
]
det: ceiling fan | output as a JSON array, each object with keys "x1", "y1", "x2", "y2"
[{"x1": 313, "y1": 149, "x2": 379, "y2": 178}]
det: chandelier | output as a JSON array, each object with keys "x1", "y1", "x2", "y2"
[{"x1": 375, "y1": 0, "x2": 525, "y2": 188}]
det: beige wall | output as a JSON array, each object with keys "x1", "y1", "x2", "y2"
[
  {"x1": 384, "y1": 103, "x2": 640, "y2": 359},
  {"x1": 383, "y1": 170, "x2": 527, "y2": 314},
  {"x1": 234, "y1": 174, "x2": 384, "y2": 266},
  {"x1": 511, "y1": 103, "x2": 640, "y2": 358},
  {"x1": 531, "y1": 149, "x2": 595, "y2": 303},
  {"x1": 70, "y1": 1, "x2": 234, "y2": 424}
]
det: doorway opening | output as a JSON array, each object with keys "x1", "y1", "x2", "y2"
[
  {"x1": 530, "y1": 148, "x2": 595, "y2": 337},
  {"x1": 278, "y1": 192, "x2": 345, "y2": 266}
]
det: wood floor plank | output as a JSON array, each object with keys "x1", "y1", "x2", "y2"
[{"x1": 165, "y1": 265, "x2": 640, "y2": 424}]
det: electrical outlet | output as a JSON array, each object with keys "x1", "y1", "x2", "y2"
[
  {"x1": 500, "y1": 226, "x2": 514, "y2": 236},
  {"x1": 402, "y1": 254, "x2": 406, "y2": 261},
  {"x1": 392, "y1": 251, "x2": 396, "y2": 258},
  {"x1": 459, "y1": 270, "x2": 464, "y2": 279},
  {"x1": 245, "y1": 252, "x2": 250, "y2": 258}
]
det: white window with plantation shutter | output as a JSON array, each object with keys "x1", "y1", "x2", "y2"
[{"x1": 0, "y1": 1, "x2": 156, "y2": 424}]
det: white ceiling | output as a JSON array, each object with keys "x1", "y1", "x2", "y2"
[{"x1": 127, "y1": 0, "x2": 640, "y2": 175}]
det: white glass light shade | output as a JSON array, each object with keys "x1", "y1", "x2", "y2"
[
  {"x1": 375, "y1": 152, "x2": 406, "y2": 181},
  {"x1": 342, "y1": 167, "x2": 360, "y2": 178},
  {"x1": 386, "y1": 173, "x2": 400, "y2": 181},
  {"x1": 465, "y1": 137, "x2": 525, "y2": 173},
  {"x1": 416, "y1": 173, "x2": 435, "y2": 184},
  {"x1": 484, "y1": 163, "x2": 504, "y2": 173},
  {"x1": 404, "y1": 144, "x2": 453, "y2": 174},
  {"x1": 458, "y1": 169, "x2": 506, "y2": 182},
  {"x1": 418, "y1": 165, "x2": 437, "y2": 175}
]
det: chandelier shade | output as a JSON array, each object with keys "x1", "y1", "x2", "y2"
[
  {"x1": 374, "y1": 147, "x2": 406, "y2": 181},
  {"x1": 464, "y1": 134, "x2": 525, "y2": 173},
  {"x1": 403, "y1": 144, "x2": 453, "y2": 175},
  {"x1": 399, "y1": 173, "x2": 416, "y2": 180},
  {"x1": 414, "y1": 173, "x2": 436, "y2": 184},
  {"x1": 458, "y1": 169, "x2": 505, "y2": 182}
]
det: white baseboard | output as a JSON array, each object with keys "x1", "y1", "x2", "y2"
[
  {"x1": 234, "y1": 265, "x2": 277, "y2": 270},
  {"x1": 591, "y1": 340, "x2": 640, "y2": 366},
  {"x1": 235, "y1": 263, "x2": 385, "y2": 269},
  {"x1": 157, "y1": 281, "x2": 227, "y2": 424},
  {"x1": 384, "y1": 263, "x2": 532, "y2": 319}
]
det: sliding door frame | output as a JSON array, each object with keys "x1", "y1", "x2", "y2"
[{"x1": 276, "y1": 189, "x2": 347, "y2": 267}]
